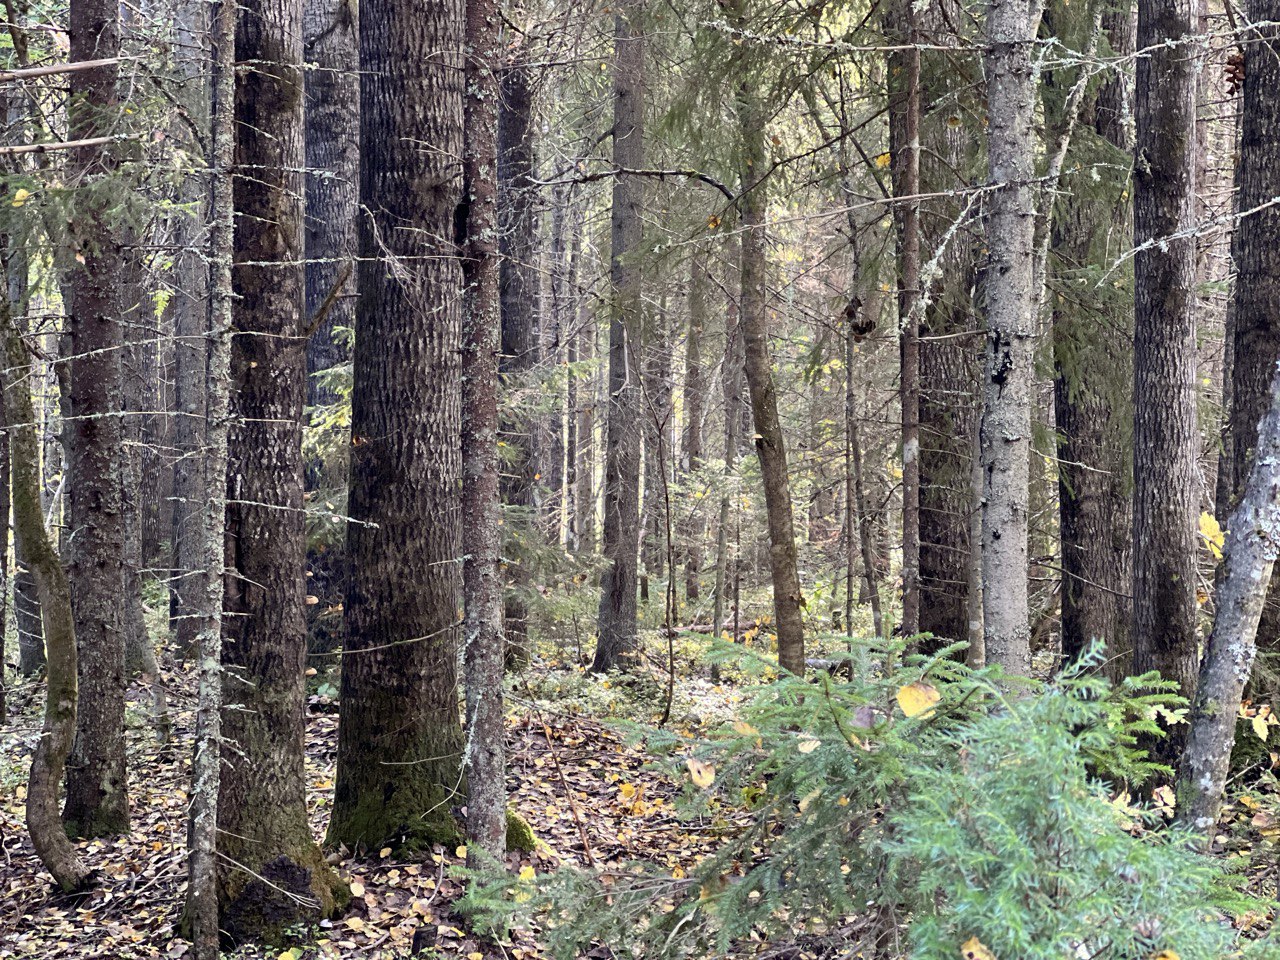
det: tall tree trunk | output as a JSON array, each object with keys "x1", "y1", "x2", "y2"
[
  {"x1": 327, "y1": 0, "x2": 467, "y2": 851},
  {"x1": 682, "y1": 250, "x2": 708, "y2": 602},
  {"x1": 184, "y1": 0, "x2": 233, "y2": 946},
  {"x1": 978, "y1": 0, "x2": 1039, "y2": 675},
  {"x1": 499, "y1": 60, "x2": 539, "y2": 665},
  {"x1": 1224, "y1": 0, "x2": 1280, "y2": 651},
  {"x1": 737, "y1": 99, "x2": 805, "y2": 676},
  {"x1": 461, "y1": 0, "x2": 507, "y2": 861},
  {"x1": 62, "y1": 0, "x2": 130, "y2": 837},
  {"x1": 303, "y1": 0, "x2": 357, "y2": 408},
  {"x1": 215, "y1": 0, "x2": 345, "y2": 939},
  {"x1": 887, "y1": 0, "x2": 922, "y2": 637},
  {"x1": 1052, "y1": 2, "x2": 1135, "y2": 668},
  {"x1": 169, "y1": 0, "x2": 211, "y2": 660},
  {"x1": 714, "y1": 293, "x2": 744, "y2": 648},
  {"x1": 6, "y1": 301, "x2": 91, "y2": 891},
  {"x1": 593, "y1": 1, "x2": 645, "y2": 673},
  {"x1": 572, "y1": 277, "x2": 596, "y2": 554},
  {"x1": 1132, "y1": 0, "x2": 1199, "y2": 735}
]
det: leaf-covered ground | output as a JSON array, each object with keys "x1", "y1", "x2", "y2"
[{"x1": 0, "y1": 658, "x2": 752, "y2": 959}]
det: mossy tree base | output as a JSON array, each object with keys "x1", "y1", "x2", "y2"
[
  {"x1": 326, "y1": 777, "x2": 465, "y2": 855},
  {"x1": 217, "y1": 843, "x2": 349, "y2": 947}
]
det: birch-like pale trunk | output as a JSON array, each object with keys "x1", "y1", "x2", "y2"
[
  {"x1": 978, "y1": 0, "x2": 1040, "y2": 675},
  {"x1": 185, "y1": 0, "x2": 234, "y2": 948},
  {"x1": 461, "y1": 0, "x2": 506, "y2": 862},
  {"x1": 1178, "y1": 359, "x2": 1280, "y2": 833}
]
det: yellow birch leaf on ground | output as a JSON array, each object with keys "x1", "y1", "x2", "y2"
[
  {"x1": 344, "y1": 917, "x2": 364, "y2": 932},
  {"x1": 1150, "y1": 952, "x2": 1181, "y2": 960},
  {"x1": 797, "y1": 738, "x2": 821, "y2": 754},
  {"x1": 455, "y1": 845, "x2": 467, "y2": 859},
  {"x1": 897, "y1": 681, "x2": 941, "y2": 718},
  {"x1": 348, "y1": 881, "x2": 365, "y2": 897},
  {"x1": 1254, "y1": 714, "x2": 1269, "y2": 742},
  {"x1": 686, "y1": 757, "x2": 716, "y2": 789},
  {"x1": 961, "y1": 937, "x2": 996, "y2": 960},
  {"x1": 519, "y1": 865, "x2": 536, "y2": 881}
]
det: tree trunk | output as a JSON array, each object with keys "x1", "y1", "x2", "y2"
[
  {"x1": 498, "y1": 61, "x2": 539, "y2": 665},
  {"x1": 737, "y1": 99, "x2": 805, "y2": 676},
  {"x1": 978, "y1": 0, "x2": 1039, "y2": 676},
  {"x1": 461, "y1": 0, "x2": 507, "y2": 861},
  {"x1": 184, "y1": 0, "x2": 233, "y2": 947},
  {"x1": 593, "y1": 1, "x2": 645, "y2": 673},
  {"x1": 642, "y1": 294, "x2": 673, "y2": 588},
  {"x1": 62, "y1": 0, "x2": 130, "y2": 837},
  {"x1": 6, "y1": 298, "x2": 91, "y2": 890},
  {"x1": 1224, "y1": 0, "x2": 1280, "y2": 651},
  {"x1": 11, "y1": 257, "x2": 43, "y2": 675},
  {"x1": 303, "y1": 0, "x2": 357, "y2": 408},
  {"x1": 1177, "y1": 359, "x2": 1280, "y2": 833},
  {"x1": 1132, "y1": 0, "x2": 1199, "y2": 737},
  {"x1": 327, "y1": 0, "x2": 467, "y2": 852},
  {"x1": 887, "y1": 0, "x2": 922, "y2": 638},
  {"x1": 1052, "y1": 3, "x2": 1135, "y2": 668},
  {"x1": 215, "y1": 0, "x2": 345, "y2": 939},
  {"x1": 682, "y1": 249, "x2": 708, "y2": 602}
]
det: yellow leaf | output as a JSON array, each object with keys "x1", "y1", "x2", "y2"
[
  {"x1": 732, "y1": 720, "x2": 758, "y2": 737},
  {"x1": 961, "y1": 937, "x2": 996, "y2": 960},
  {"x1": 469, "y1": 953, "x2": 485, "y2": 960},
  {"x1": 874, "y1": 152, "x2": 892, "y2": 169},
  {"x1": 519, "y1": 865, "x2": 536, "y2": 881},
  {"x1": 344, "y1": 916, "x2": 365, "y2": 931},
  {"x1": 1150, "y1": 953, "x2": 1181, "y2": 960},
  {"x1": 278, "y1": 950, "x2": 302, "y2": 960},
  {"x1": 797, "y1": 738, "x2": 821, "y2": 754},
  {"x1": 455, "y1": 845, "x2": 468, "y2": 859},
  {"x1": 797, "y1": 788, "x2": 821, "y2": 813},
  {"x1": 1199, "y1": 511, "x2": 1225, "y2": 560},
  {"x1": 686, "y1": 757, "x2": 716, "y2": 789},
  {"x1": 349, "y1": 881, "x2": 365, "y2": 897},
  {"x1": 11, "y1": 187, "x2": 31, "y2": 207},
  {"x1": 897, "y1": 681, "x2": 941, "y2": 718},
  {"x1": 1253, "y1": 714, "x2": 1269, "y2": 742},
  {"x1": 379, "y1": 846, "x2": 392, "y2": 858}
]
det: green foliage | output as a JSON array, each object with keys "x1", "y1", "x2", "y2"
[
  {"x1": 463, "y1": 643, "x2": 1272, "y2": 959},
  {"x1": 891, "y1": 682, "x2": 1253, "y2": 960}
]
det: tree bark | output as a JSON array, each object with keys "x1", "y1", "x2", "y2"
[
  {"x1": 1177, "y1": 361, "x2": 1280, "y2": 833},
  {"x1": 1132, "y1": 0, "x2": 1199, "y2": 738},
  {"x1": 593, "y1": 1, "x2": 646, "y2": 673},
  {"x1": 303, "y1": 0, "x2": 357, "y2": 408},
  {"x1": 1051, "y1": 2, "x2": 1135, "y2": 668},
  {"x1": 737, "y1": 98, "x2": 805, "y2": 676},
  {"x1": 498, "y1": 60, "x2": 539, "y2": 665},
  {"x1": 887, "y1": 0, "x2": 921, "y2": 638},
  {"x1": 1224, "y1": 0, "x2": 1280, "y2": 650},
  {"x1": 327, "y1": 0, "x2": 467, "y2": 852},
  {"x1": 215, "y1": 0, "x2": 345, "y2": 939},
  {"x1": 4, "y1": 290, "x2": 90, "y2": 891},
  {"x1": 185, "y1": 0, "x2": 233, "y2": 949},
  {"x1": 461, "y1": 0, "x2": 507, "y2": 862},
  {"x1": 62, "y1": 0, "x2": 130, "y2": 837},
  {"x1": 978, "y1": 0, "x2": 1040, "y2": 675}
]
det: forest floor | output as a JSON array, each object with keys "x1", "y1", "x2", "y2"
[
  {"x1": 0, "y1": 635, "x2": 782, "y2": 960},
  {"x1": 3, "y1": 626, "x2": 1280, "y2": 959}
]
